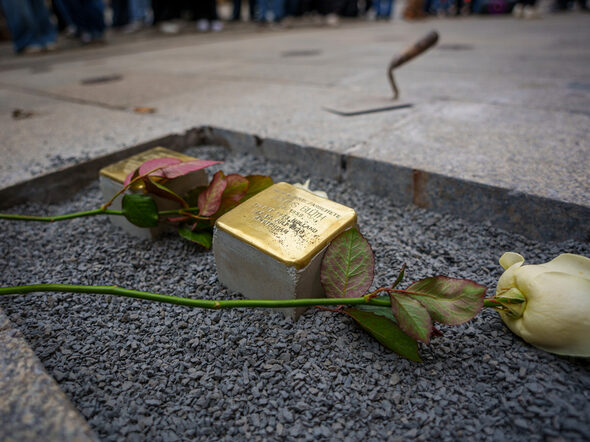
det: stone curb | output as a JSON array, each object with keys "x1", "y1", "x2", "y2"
[
  {"x1": 1, "y1": 125, "x2": 588, "y2": 243},
  {"x1": 0, "y1": 307, "x2": 98, "y2": 442}
]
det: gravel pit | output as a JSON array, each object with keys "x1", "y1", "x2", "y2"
[{"x1": 1, "y1": 145, "x2": 589, "y2": 441}]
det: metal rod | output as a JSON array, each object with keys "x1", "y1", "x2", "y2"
[{"x1": 388, "y1": 30, "x2": 439, "y2": 100}]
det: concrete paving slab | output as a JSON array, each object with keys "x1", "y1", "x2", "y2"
[
  {"x1": 0, "y1": 14, "x2": 588, "y2": 216},
  {"x1": 0, "y1": 89, "x2": 186, "y2": 189}
]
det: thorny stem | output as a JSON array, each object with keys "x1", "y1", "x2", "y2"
[{"x1": 0, "y1": 284, "x2": 393, "y2": 309}]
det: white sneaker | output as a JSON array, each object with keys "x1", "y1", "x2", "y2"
[
  {"x1": 523, "y1": 5, "x2": 541, "y2": 18},
  {"x1": 325, "y1": 13, "x2": 340, "y2": 26},
  {"x1": 196, "y1": 19, "x2": 209, "y2": 32},
  {"x1": 123, "y1": 21, "x2": 142, "y2": 33},
  {"x1": 159, "y1": 21, "x2": 180, "y2": 34},
  {"x1": 211, "y1": 20, "x2": 223, "y2": 32},
  {"x1": 512, "y1": 3, "x2": 524, "y2": 17}
]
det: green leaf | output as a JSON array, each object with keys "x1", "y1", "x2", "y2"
[
  {"x1": 144, "y1": 177, "x2": 189, "y2": 208},
  {"x1": 198, "y1": 171, "x2": 227, "y2": 217},
  {"x1": 390, "y1": 293, "x2": 432, "y2": 344},
  {"x1": 178, "y1": 226, "x2": 213, "y2": 249},
  {"x1": 405, "y1": 276, "x2": 487, "y2": 325},
  {"x1": 121, "y1": 194, "x2": 159, "y2": 227},
  {"x1": 321, "y1": 228, "x2": 374, "y2": 298},
  {"x1": 355, "y1": 299, "x2": 397, "y2": 321},
  {"x1": 243, "y1": 175, "x2": 274, "y2": 201},
  {"x1": 391, "y1": 263, "x2": 406, "y2": 289},
  {"x1": 344, "y1": 308, "x2": 422, "y2": 362}
]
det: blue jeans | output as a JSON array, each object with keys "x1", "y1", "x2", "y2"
[
  {"x1": 375, "y1": 0, "x2": 394, "y2": 17},
  {"x1": 257, "y1": 0, "x2": 285, "y2": 21},
  {"x1": 129, "y1": 0, "x2": 151, "y2": 23},
  {"x1": 59, "y1": 0, "x2": 105, "y2": 37},
  {"x1": 0, "y1": 0, "x2": 57, "y2": 52}
]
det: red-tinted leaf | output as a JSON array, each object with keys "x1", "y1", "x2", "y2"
[
  {"x1": 185, "y1": 186, "x2": 207, "y2": 207},
  {"x1": 198, "y1": 171, "x2": 227, "y2": 217},
  {"x1": 243, "y1": 175, "x2": 274, "y2": 201},
  {"x1": 160, "y1": 159, "x2": 222, "y2": 179},
  {"x1": 390, "y1": 293, "x2": 433, "y2": 344},
  {"x1": 405, "y1": 276, "x2": 486, "y2": 325},
  {"x1": 167, "y1": 215, "x2": 189, "y2": 223},
  {"x1": 321, "y1": 228, "x2": 374, "y2": 298},
  {"x1": 222, "y1": 174, "x2": 249, "y2": 202},
  {"x1": 344, "y1": 308, "x2": 421, "y2": 362},
  {"x1": 123, "y1": 168, "x2": 139, "y2": 187},
  {"x1": 144, "y1": 177, "x2": 189, "y2": 208},
  {"x1": 138, "y1": 157, "x2": 181, "y2": 178}
]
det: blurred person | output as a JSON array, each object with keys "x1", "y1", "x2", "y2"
[
  {"x1": 232, "y1": 0, "x2": 257, "y2": 20},
  {"x1": 374, "y1": 0, "x2": 395, "y2": 18},
  {"x1": 152, "y1": 0, "x2": 182, "y2": 33},
  {"x1": 124, "y1": 0, "x2": 152, "y2": 32},
  {"x1": 0, "y1": 0, "x2": 57, "y2": 53},
  {"x1": 192, "y1": 0, "x2": 223, "y2": 31},
  {"x1": 306, "y1": 0, "x2": 340, "y2": 25},
  {"x1": 512, "y1": 0, "x2": 540, "y2": 17},
  {"x1": 285, "y1": 0, "x2": 302, "y2": 16},
  {"x1": 60, "y1": 0, "x2": 106, "y2": 43},
  {"x1": 256, "y1": 0, "x2": 286, "y2": 22},
  {"x1": 431, "y1": 0, "x2": 451, "y2": 15},
  {"x1": 111, "y1": 0, "x2": 130, "y2": 28},
  {"x1": 52, "y1": 0, "x2": 77, "y2": 35},
  {"x1": 403, "y1": 0, "x2": 426, "y2": 17}
]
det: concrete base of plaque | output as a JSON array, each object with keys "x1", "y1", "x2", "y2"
[
  {"x1": 99, "y1": 147, "x2": 208, "y2": 239},
  {"x1": 213, "y1": 182, "x2": 357, "y2": 320}
]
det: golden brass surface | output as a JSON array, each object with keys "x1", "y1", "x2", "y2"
[
  {"x1": 216, "y1": 182, "x2": 357, "y2": 269},
  {"x1": 99, "y1": 147, "x2": 197, "y2": 184}
]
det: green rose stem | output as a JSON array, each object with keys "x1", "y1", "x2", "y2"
[
  {"x1": 0, "y1": 284, "x2": 519, "y2": 310},
  {"x1": 0, "y1": 207, "x2": 203, "y2": 223},
  {"x1": 0, "y1": 284, "x2": 395, "y2": 309}
]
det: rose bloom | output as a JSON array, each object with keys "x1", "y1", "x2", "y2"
[{"x1": 495, "y1": 252, "x2": 590, "y2": 357}]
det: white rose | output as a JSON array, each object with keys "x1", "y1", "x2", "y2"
[
  {"x1": 495, "y1": 252, "x2": 590, "y2": 357},
  {"x1": 292, "y1": 179, "x2": 329, "y2": 199}
]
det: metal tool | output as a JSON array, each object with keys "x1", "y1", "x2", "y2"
[
  {"x1": 387, "y1": 30, "x2": 439, "y2": 100},
  {"x1": 323, "y1": 30, "x2": 439, "y2": 116}
]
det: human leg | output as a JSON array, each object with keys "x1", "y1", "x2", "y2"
[{"x1": 29, "y1": 0, "x2": 57, "y2": 45}]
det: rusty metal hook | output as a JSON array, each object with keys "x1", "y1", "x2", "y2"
[{"x1": 388, "y1": 30, "x2": 439, "y2": 100}]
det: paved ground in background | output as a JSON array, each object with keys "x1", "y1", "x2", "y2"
[{"x1": 1, "y1": 14, "x2": 589, "y2": 208}]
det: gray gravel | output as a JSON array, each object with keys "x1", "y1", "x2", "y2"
[{"x1": 1, "y1": 145, "x2": 589, "y2": 442}]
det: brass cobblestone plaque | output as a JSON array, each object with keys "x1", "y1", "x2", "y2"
[
  {"x1": 215, "y1": 182, "x2": 357, "y2": 269},
  {"x1": 99, "y1": 147, "x2": 197, "y2": 184}
]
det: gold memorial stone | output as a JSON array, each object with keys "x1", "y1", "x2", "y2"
[
  {"x1": 215, "y1": 182, "x2": 357, "y2": 269},
  {"x1": 99, "y1": 146, "x2": 197, "y2": 183},
  {"x1": 98, "y1": 146, "x2": 208, "y2": 239},
  {"x1": 213, "y1": 182, "x2": 357, "y2": 320}
]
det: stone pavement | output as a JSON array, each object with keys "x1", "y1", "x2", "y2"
[
  {"x1": 0, "y1": 13, "x2": 589, "y2": 440},
  {"x1": 1, "y1": 14, "x2": 589, "y2": 237}
]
